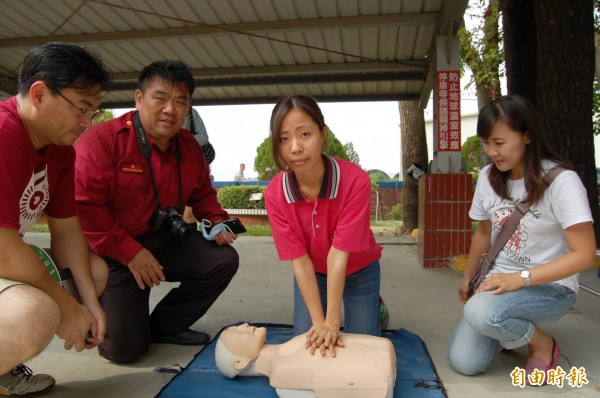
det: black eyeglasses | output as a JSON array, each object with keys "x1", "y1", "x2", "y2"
[{"x1": 54, "y1": 90, "x2": 104, "y2": 121}]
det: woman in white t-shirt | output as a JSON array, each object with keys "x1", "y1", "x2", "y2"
[{"x1": 447, "y1": 95, "x2": 596, "y2": 385}]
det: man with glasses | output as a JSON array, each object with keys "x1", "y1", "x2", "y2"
[
  {"x1": 54, "y1": 90, "x2": 105, "y2": 122},
  {"x1": 74, "y1": 60, "x2": 239, "y2": 363},
  {"x1": 0, "y1": 42, "x2": 110, "y2": 396}
]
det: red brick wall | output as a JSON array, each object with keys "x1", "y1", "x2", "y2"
[
  {"x1": 370, "y1": 187, "x2": 403, "y2": 220},
  {"x1": 417, "y1": 174, "x2": 473, "y2": 268}
]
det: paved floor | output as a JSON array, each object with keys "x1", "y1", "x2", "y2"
[{"x1": 22, "y1": 232, "x2": 600, "y2": 397}]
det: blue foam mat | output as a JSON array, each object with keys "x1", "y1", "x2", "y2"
[{"x1": 156, "y1": 323, "x2": 446, "y2": 398}]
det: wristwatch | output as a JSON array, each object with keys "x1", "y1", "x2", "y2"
[{"x1": 519, "y1": 270, "x2": 531, "y2": 287}]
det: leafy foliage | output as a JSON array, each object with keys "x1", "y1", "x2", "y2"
[
  {"x1": 367, "y1": 169, "x2": 392, "y2": 181},
  {"x1": 94, "y1": 109, "x2": 115, "y2": 125},
  {"x1": 325, "y1": 132, "x2": 350, "y2": 161},
  {"x1": 253, "y1": 129, "x2": 349, "y2": 181},
  {"x1": 254, "y1": 139, "x2": 279, "y2": 181},
  {"x1": 387, "y1": 203, "x2": 403, "y2": 221},
  {"x1": 458, "y1": 0, "x2": 503, "y2": 105},
  {"x1": 344, "y1": 141, "x2": 361, "y2": 167},
  {"x1": 217, "y1": 185, "x2": 266, "y2": 209},
  {"x1": 461, "y1": 135, "x2": 489, "y2": 180}
]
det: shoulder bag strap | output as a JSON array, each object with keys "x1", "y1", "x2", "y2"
[
  {"x1": 485, "y1": 165, "x2": 566, "y2": 263},
  {"x1": 486, "y1": 202, "x2": 528, "y2": 262}
]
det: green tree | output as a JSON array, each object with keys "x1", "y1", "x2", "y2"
[
  {"x1": 502, "y1": 0, "x2": 599, "y2": 246},
  {"x1": 367, "y1": 170, "x2": 392, "y2": 181},
  {"x1": 325, "y1": 131, "x2": 349, "y2": 162},
  {"x1": 399, "y1": 100, "x2": 428, "y2": 232},
  {"x1": 253, "y1": 129, "x2": 349, "y2": 181},
  {"x1": 459, "y1": 0, "x2": 503, "y2": 110},
  {"x1": 254, "y1": 138, "x2": 279, "y2": 181},
  {"x1": 461, "y1": 135, "x2": 489, "y2": 178},
  {"x1": 344, "y1": 141, "x2": 361, "y2": 167},
  {"x1": 93, "y1": 109, "x2": 115, "y2": 125}
]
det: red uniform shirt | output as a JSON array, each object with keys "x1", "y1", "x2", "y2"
[
  {"x1": 0, "y1": 96, "x2": 75, "y2": 235},
  {"x1": 265, "y1": 155, "x2": 382, "y2": 275},
  {"x1": 74, "y1": 111, "x2": 228, "y2": 265}
]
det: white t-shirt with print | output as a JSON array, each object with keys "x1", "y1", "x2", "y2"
[{"x1": 469, "y1": 161, "x2": 593, "y2": 293}]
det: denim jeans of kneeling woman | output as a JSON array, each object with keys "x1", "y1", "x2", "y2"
[
  {"x1": 292, "y1": 259, "x2": 381, "y2": 337},
  {"x1": 447, "y1": 283, "x2": 575, "y2": 376}
]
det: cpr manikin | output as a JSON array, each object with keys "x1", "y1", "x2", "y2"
[{"x1": 215, "y1": 323, "x2": 396, "y2": 398}]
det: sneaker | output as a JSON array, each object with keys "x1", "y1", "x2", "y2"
[
  {"x1": 378, "y1": 296, "x2": 390, "y2": 330},
  {"x1": 0, "y1": 364, "x2": 55, "y2": 396}
]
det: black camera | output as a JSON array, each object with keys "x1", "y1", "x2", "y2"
[{"x1": 149, "y1": 206, "x2": 196, "y2": 239}]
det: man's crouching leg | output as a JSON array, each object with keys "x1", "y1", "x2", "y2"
[{"x1": 0, "y1": 284, "x2": 59, "y2": 395}]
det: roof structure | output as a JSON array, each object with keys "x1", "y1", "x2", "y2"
[{"x1": 0, "y1": 0, "x2": 467, "y2": 108}]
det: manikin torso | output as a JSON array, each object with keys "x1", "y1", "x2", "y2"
[{"x1": 216, "y1": 325, "x2": 396, "y2": 398}]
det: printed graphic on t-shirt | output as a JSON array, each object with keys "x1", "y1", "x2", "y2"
[
  {"x1": 19, "y1": 166, "x2": 49, "y2": 234},
  {"x1": 492, "y1": 202, "x2": 530, "y2": 264}
]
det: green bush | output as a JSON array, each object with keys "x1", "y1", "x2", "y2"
[
  {"x1": 387, "y1": 203, "x2": 403, "y2": 221},
  {"x1": 217, "y1": 185, "x2": 266, "y2": 209}
]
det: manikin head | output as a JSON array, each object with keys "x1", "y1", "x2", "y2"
[{"x1": 215, "y1": 323, "x2": 267, "y2": 378}]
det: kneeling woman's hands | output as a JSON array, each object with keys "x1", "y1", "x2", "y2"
[
  {"x1": 476, "y1": 272, "x2": 525, "y2": 295},
  {"x1": 305, "y1": 321, "x2": 345, "y2": 357}
]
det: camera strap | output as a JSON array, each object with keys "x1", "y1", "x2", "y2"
[{"x1": 132, "y1": 111, "x2": 185, "y2": 212}]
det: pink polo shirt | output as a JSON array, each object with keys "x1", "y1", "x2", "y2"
[{"x1": 265, "y1": 155, "x2": 382, "y2": 276}]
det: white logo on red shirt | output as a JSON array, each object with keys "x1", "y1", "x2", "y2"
[{"x1": 19, "y1": 166, "x2": 49, "y2": 234}]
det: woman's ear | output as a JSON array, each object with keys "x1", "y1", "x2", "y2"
[{"x1": 523, "y1": 132, "x2": 530, "y2": 144}]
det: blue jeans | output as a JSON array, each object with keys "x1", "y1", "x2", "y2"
[
  {"x1": 293, "y1": 259, "x2": 381, "y2": 336},
  {"x1": 447, "y1": 283, "x2": 575, "y2": 376}
]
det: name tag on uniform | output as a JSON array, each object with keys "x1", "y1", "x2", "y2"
[{"x1": 121, "y1": 163, "x2": 144, "y2": 173}]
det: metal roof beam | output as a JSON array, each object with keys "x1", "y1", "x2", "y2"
[
  {"x1": 106, "y1": 92, "x2": 420, "y2": 108},
  {"x1": 0, "y1": 13, "x2": 438, "y2": 48},
  {"x1": 109, "y1": 71, "x2": 424, "y2": 92},
  {"x1": 110, "y1": 60, "x2": 427, "y2": 81}
]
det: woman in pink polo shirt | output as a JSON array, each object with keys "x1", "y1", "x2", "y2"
[{"x1": 264, "y1": 95, "x2": 383, "y2": 358}]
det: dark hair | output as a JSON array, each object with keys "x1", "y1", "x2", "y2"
[
  {"x1": 269, "y1": 95, "x2": 327, "y2": 170},
  {"x1": 18, "y1": 42, "x2": 110, "y2": 95},
  {"x1": 477, "y1": 94, "x2": 566, "y2": 204},
  {"x1": 137, "y1": 60, "x2": 195, "y2": 97}
]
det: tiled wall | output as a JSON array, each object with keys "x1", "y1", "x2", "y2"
[{"x1": 418, "y1": 174, "x2": 473, "y2": 268}]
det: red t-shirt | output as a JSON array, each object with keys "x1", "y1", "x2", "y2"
[
  {"x1": 74, "y1": 111, "x2": 228, "y2": 265},
  {"x1": 265, "y1": 155, "x2": 382, "y2": 276},
  {"x1": 0, "y1": 97, "x2": 76, "y2": 235}
]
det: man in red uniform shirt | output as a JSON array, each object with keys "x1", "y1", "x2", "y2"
[
  {"x1": 0, "y1": 42, "x2": 110, "y2": 396},
  {"x1": 74, "y1": 60, "x2": 239, "y2": 363}
]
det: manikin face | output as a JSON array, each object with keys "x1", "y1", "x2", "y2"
[
  {"x1": 135, "y1": 78, "x2": 190, "y2": 150},
  {"x1": 220, "y1": 323, "x2": 267, "y2": 363},
  {"x1": 482, "y1": 121, "x2": 529, "y2": 180},
  {"x1": 278, "y1": 108, "x2": 326, "y2": 175}
]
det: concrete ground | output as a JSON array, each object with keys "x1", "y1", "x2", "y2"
[{"x1": 22, "y1": 232, "x2": 600, "y2": 398}]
